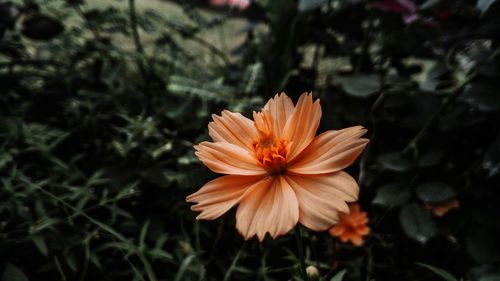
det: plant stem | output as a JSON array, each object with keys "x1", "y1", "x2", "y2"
[
  {"x1": 128, "y1": 0, "x2": 152, "y2": 114},
  {"x1": 223, "y1": 242, "x2": 246, "y2": 281},
  {"x1": 295, "y1": 227, "x2": 310, "y2": 281},
  {"x1": 258, "y1": 244, "x2": 270, "y2": 281},
  {"x1": 128, "y1": 0, "x2": 144, "y2": 54},
  {"x1": 402, "y1": 73, "x2": 476, "y2": 154}
]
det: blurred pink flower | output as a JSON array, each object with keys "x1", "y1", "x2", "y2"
[
  {"x1": 372, "y1": 0, "x2": 418, "y2": 23},
  {"x1": 229, "y1": 0, "x2": 250, "y2": 9},
  {"x1": 210, "y1": 0, "x2": 250, "y2": 10},
  {"x1": 210, "y1": 0, "x2": 227, "y2": 5}
]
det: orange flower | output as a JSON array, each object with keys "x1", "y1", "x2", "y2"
[
  {"x1": 425, "y1": 198, "x2": 459, "y2": 217},
  {"x1": 186, "y1": 93, "x2": 369, "y2": 241},
  {"x1": 328, "y1": 203, "x2": 370, "y2": 246}
]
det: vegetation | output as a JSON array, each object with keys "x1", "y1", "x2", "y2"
[{"x1": 1, "y1": 0, "x2": 499, "y2": 280}]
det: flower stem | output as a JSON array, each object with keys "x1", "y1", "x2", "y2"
[
  {"x1": 295, "y1": 226, "x2": 310, "y2": 281},
  {"x1": 223, "y1": 242, "x2": 246, "y2": 281}
]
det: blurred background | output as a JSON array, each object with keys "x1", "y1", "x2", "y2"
[{"x1": 1, "y1": 0, "x2": 500, "y2": 280}]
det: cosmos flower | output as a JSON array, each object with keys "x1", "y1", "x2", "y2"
[
  {"x1": 425, "y1": 198, "x2": 459, "y2": 217},
  {"x1": 328, "y1": 203, "x2": 370, "y2": 246},
  {"x1": 210, "y1": 0, "x2": 250, "y2": 10},
  {"x1": 186, "y1": 92, "x2": 369, "y2": 241}
]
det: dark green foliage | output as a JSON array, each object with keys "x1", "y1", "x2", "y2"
[
  {"x1": 399, "y1": 204, "x2": 437, "y2": 243},
  {"x1": 1, "y1": 0, "x2": 500, "y2": 280},
  {"x1": 372, "y1": 184, "x2": 411, "y2": 206},
  {"x1": 415, "y1": 182, "x2": 456, "y2": 204}
]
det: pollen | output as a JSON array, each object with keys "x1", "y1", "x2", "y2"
[{"x1": 253, "y1": 138, "x2": 288, "y2": 175}]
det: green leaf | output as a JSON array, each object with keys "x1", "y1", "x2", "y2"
[
  {"x1": 415, "y1": 182, "x2": 456, "y2": 204},
  {"x1": 399, "y1": 204, "x2": 437, "y2": 243},
  {"x1": 239, "y1": 62, "x2": 264, "y2": 94},
  {"x1": 298, "y1": 0, "x2": 328, "y2": 11},
  {"x1": 32, "y1": 235, "x2": 48, "y2": 256},
  {"x1": 30, "y1": 218, "x2": 59, "y2": 233},
  {"x1": 483, "y1": 135, "x2": 500, "y2": 177},
  {"x1": 167, "y1": 75, "x2": 234, "y2": 103},
  {"x1": 461, "y1": 82, "x2": 500, "y2": 112},
  {"x1": 65, "y1": 251, "x2": 78, "y2": 272},
  {"x1": 480, "y1": 275, "x2": 500, "y2": 281},
  {"x1": 336, "y1": 74, "x2": 381, "y2": 97},
  {"x1": 373, "y1": 184, "x2": 411, "y2": 207},
  {"x1": 139, "y1": 220, "x2": 150, "y2": 249},
  {"x1": 149, "y1": 249, "x2": 174, "y2": 261},
  {"x1": 174, "y1": 255, "x2": 196, "y2": 281},
  {"x1": 376, "y1": 152, "x2": 412, "y2": 172},
  {"x1": 418, "y1": 62, "x2": 447, "y2": 92},
  {"x1": 0, "y1": 153, "x2": 12, "y2": 170},
  {"x1": 417, "y1": 150, "x2": 444, "y2": 167},
  {"x1": 416, "y1": 263, "x2": 458, "y2": 281},
  {"x1": 465, "y1": 228, "x2": 499, "y2": 264},
  {"x1": 330, "y1": 269, "x2": 347, "y2": 281},
  {"x1": 2, "y1": 263, "x2": 29, "y2": 281},
  {"x1": 477, "y1": 0, "x2": 496, "y2": 14},
  {"x1": 420, "y1": 0, "x2": 442, "y2": 9}
]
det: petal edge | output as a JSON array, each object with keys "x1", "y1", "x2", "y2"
[
  {"x1": 186, "y1": 175, "x2": 263, "y2": 220},
  {"x1": 289, "y1": 126, "x2": 368, "y2": 174}
]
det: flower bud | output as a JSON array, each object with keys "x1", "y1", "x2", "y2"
[{"x1": 306, "y1": 265, "x2": 320, "y2": 281}]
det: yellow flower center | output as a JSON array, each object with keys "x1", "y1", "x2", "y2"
[{"x1": 253, "y1": 138, "x2": 288, "y2": 175}]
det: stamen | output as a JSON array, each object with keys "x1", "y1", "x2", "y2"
[{"x1": 253, "y1": 138, "x2": 288, "y2": 175}]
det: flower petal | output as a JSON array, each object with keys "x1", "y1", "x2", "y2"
[
  {"x1": 350, "y1": 235, "x2": 363, "y2": 246},
  {"x1": 329, "y1": 225, "x2": 344, "y2": 236},
  {"x1": 357, "y1": 226, "x2": 370, "y2": 235},
  {"x1": 282, "y1": 93, "x2": 322, "y2": 161},
  {"x1": 186, "y1": 175, "x2": 262, "y2": 220},
  {"x1": 208, "y1": 110, "x2": 258, "y2": 151},
  {"x1": 263, "y1": 92, "x2": 295, "y2": 137},
  {"x1": 236, "y1": 176, "x2": 299, "y2": 241},
  {"x1": 285, "y1": 172, "x2": 359, "y2": 231},
  {"x1": 195, "y1": 142, "x2": 266, "y2": 175},
  {"x1": 253, "y1": 110, "x2": 274, "y2": 137},
  {"x1": 289, "y1": 126, "x2": 369, "y2": 174},
  {"x1": 340, "y1": 233, "x2": 351, "y2": 243}
]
